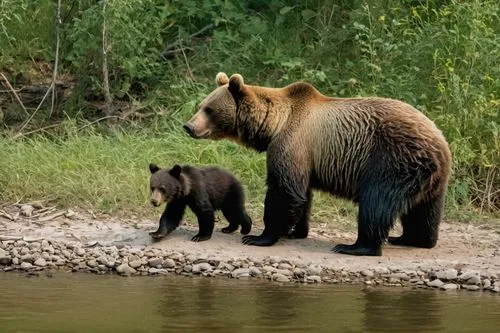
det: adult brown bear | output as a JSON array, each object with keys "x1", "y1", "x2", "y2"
[{"x1": 183, "y1": 72, "x2": 452, "y2": 256}]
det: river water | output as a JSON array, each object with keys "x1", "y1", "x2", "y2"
[{"x1": 0, "y1": 273, "x2": 499, "y2": 333}]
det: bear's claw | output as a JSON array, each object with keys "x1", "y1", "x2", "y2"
[
  {"x1": 332, "y1": 243, "x2": 382, "y2": 256},
  {"x1": 191, "y1": 234, "x2": 211, "y2": 242},
  {"x1": 241, "y1": 235, "x2": 276, "y2": 246}
]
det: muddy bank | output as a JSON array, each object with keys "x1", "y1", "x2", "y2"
[{"x1": 0, "y1": 205, "x2": 499, "y2": 294}]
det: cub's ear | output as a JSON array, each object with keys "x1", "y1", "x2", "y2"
[
  {"x1": 169, "y1": 164, "x2": 182, "y2": 179},
  {"x1": 228, "y1": 73, "x2": 246, "y2": 100},
  {"x1": 149, "y1": 163, "x2": 160, "y2": 174},
  {"x1": 215, "y1": 72, "x2": 229, "y2": 87}
]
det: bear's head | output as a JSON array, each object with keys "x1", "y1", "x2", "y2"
[
  {"x1": 183, "y1": 72, "x2": 290, "y2": 152},
  {"x1": 148, "y1": 163, "x2": 184, "y2": 207}
]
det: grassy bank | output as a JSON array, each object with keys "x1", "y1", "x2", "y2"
[{"x1": 0, "y1": 120, "x2": 495, "y2": 227}]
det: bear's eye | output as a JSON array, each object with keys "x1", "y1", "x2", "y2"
[
  {"x1": 205, "y1": 107, "x2": 214, "y2": 115},
  {"x1": 150, "y1": 187, "x2": 154, "y2": 192}
]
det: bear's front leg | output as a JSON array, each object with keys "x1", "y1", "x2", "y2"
[
  {"x1": 150, "y1": 201, "x2": 186, "y2": 240},
  {"x1": 191, "y1": 210, "x2": 215, "y2": 242}
]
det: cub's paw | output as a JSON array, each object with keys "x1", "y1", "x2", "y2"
[{"x1": 191, "y1": 234, "x2": 211, "y2": 242}]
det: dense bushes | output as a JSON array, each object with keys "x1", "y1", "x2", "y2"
[{"x1": 0, "y1": 0, "x2": 498, "y2": 213}]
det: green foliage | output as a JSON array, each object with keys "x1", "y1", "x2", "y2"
[{"x1": 0, "y1": 0, "x2": 498, "y2": 215}]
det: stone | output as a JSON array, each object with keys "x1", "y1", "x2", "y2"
[
  {"x1": 374, "y1": 267, "x2": 390, "y2": 275},
  {"x1": 491, "y1": 286, "x2": 499, "y2": 293},
  {"x1": 20, "y1": 247, "x2": 30, "y2": 255},
  {"x1": 458, "y1": 270, "x2": 479, "y2": 281},
  {"x1": 466, "y1": 275, "x2": 481, "y2": 285},
  {"x1": 116, "y1": 263, "x2": 136, "y2": 275},
  {"x1": 12, "y1": 257, "x2": 19, "y2": 265},
  {"x1": 163, "y1": 258, "x2": 176, "y2": 268},
  {"x1": 105, "y1": 260, "x2": 115, "y2": 268},
  {"x1": 86, "y1": 260, "x2": 98, "y2": 268},
  {"x1": 33, "y1": 258, "x2": 47, "y2": 267},
  {"x1": 129, "y1": 260, "x2": 142, "y2": 269},
  {"x1": 427, "y1": 279, "x2": 444, "y2": 288},
  {"x1": 148, "y1": 257, "x2": 163, "y2": 268},
  {"x1": 41, "y1": 252, "x2": 52, "y2": 261},
  {"x1": 436, "y1": 268, "x2": 458, "y2": 281},
  {"x1": 20, "y1": 204, "x2": 34, "y2": 217},
  {"x1": 231, "y1": 268, "x2": 250, "y2": 278},
  {"x1": 20, "y1": 262, "x2": 33, "y2": 270},
  {"x1": 307, "y1": 275, "x2": 322, "y2": 283},
  {"x1": 273, "y1": 273, "x2": 290, "y2": 282},
  {"x1": 482, "y1": 279, "x2": 491, "y2": 289},
  {"x1": 440, "y1": 283, "x2": 458, "y2": 291},
  {"x1": 192, "y1": 262, "x2": 212, "y2": 273},
  {"x1": 293, "y1": 268, "x2": 305, "y2": 277},
  {"x1": 75, "y1": 248, "x2": 86, "y2": 256},
  {"x1": 307, "y1": 265, "x2": 322, "y2": 276},
  {"x1": 249, "y1": 267, "x2": 262, "y2": 277},
  {"x1": 463, "y1": 285, "x2": 480, "y2": 291},
  {"x1": 361, "y1": 270, "x2": 374, "y2": 277},
  {"x1": 278, "y1": 263, "x2": 292, "y2": 270}
]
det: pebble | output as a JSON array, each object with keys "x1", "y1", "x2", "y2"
[
  {"x1": 34, "y1": 258, "x2": 47, "y2": 267},
  {"x1": 458, "y1": 270, "x2": 479, "y2": 281},
  {"x1": 427, "y1": 279, "x2": 444, "y2": 288},
  {"x1": 87, "y1": 260, "x2": 98, "y2": 268},
  {"x1": 148, "y1": 258, "x2": 163, "y2": 268},
  {"x1": 278, "y1": 263, "x2": 292, "y2": 270},
  {"x1": 20, "y1": 262, "x2": 33, "y2": 270},
  {"x1": 273, "y1": 273, "x2": 290, "y2": 282},
  {"x1": 163, "y1": 258, "x2": 176, "y2": 268},
  {"x1": 307, "y1": 275, "x2": 322, "y2": 283},
  {"x1": 192, "y1": 262, "x2": 212, "y2": 273},
  {"x1": 129, "y1": 260, "x2": 142, "y2": 269},
  {"x1": 482, "y1": 279, "x2": 491, "y2": 289},
  {"x1": 75, "y1": 248, "x2": 86, "y2": 256},
  {"x1": 436, "y1": 268, "x2": 458, "y2": 281},
  {"x1": 463, "y1": 285, "x2": 480, "y2": 291},
  {"x1": 231, "y1": 268, "x2": 250, "y2": 278},
  {"x1": 116, "y1": 263, "x2": 136, "y2": 275},
  {"x1": 361, "y1": 270, "x2": 374, "y2": 277},
  {"x1": 307, "y1": 265, "x2": 322, "y2": 276},
  {"x1": 440, "y1": 283, "x2": 458, "y2": 291},
  {"x1": 249, "y1": 267, "x2": 262, "y2": 277},
  {"x1": 12, "y1": 257, "x2": 19, "y2": 265},
  {"x1": 466, "y1": 275, "x2": 481, "y2": 285}
]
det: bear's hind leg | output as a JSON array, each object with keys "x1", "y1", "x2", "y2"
[
  {"x1": 288, "y1": 190, "x2": 312, "y2": 239},
  {"x1": 388, "y1": 191, "x2": 444, "y2": 248},
  {"x1": 333, "y1": 175, "x2": 406, "y2": 256}
]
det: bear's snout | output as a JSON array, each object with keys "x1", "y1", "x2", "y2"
[
  {"x1": 183, "y1": 123, "x2": 194, "y2": 137},
  {"x1": 150, "y1": 199, "x2": 160, "y2": 207}
]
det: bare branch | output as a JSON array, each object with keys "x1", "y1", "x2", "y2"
[
  {"x1": 50, "y1": 0, "x2": 62, "y2": 117},
  {"x1": 102, "y1": 0, "x2": 113, "y2": 117},
  {"x1": 0, "y1": 72, "x2": 30, "y2": 116}
]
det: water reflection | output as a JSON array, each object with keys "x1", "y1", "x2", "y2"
[
  {"x1": 362, "y1": 288, "x2": 443, "y2": 333},
  {"x1": 0, "y1": 273, "x2": 499, "y2": 333}
]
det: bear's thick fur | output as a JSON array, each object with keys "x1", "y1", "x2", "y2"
[
  {"x1": 148, "y1": 163, "x2": 252, "y2": 242},
  {"x1": 184, "y1": 72, "x2": 452, "y2": 256}
]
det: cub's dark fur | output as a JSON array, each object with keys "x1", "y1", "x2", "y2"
[{"x1": 148, "y1": 163, "x2": 252, "y2": 242}]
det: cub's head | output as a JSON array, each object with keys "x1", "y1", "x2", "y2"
[{"x1": 148, "y1": 163, "x2": 183, "y2": 207}]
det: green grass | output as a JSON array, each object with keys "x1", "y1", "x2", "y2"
[
  {"x1": 0, "y1": 121, "x2": 360, "y2": 229},
  {"x1": 0, "y1": 120, "x2": 496, "y2": 229}
]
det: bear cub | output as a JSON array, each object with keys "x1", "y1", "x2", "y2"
[{"x1": 148, "y1": 163, "x2": 252, "y2": 242}]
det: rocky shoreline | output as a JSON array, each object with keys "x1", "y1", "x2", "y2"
[{"x1": 1, "y1": 237, "x2": 499, "y2": 294}]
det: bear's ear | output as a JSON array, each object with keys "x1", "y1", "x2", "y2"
[
  {"x1": 169, "y1": 164, "x2": 182, "y2": 179},
  {"x1": 228, "y1": 73, "x2": 246, "y2": 100},
  {"x1": 215, "y1": 72, "x2": 229, "y2": 87},
  {"x1": 149, "y1": 163, "x2": 160, "y2": 174}
]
